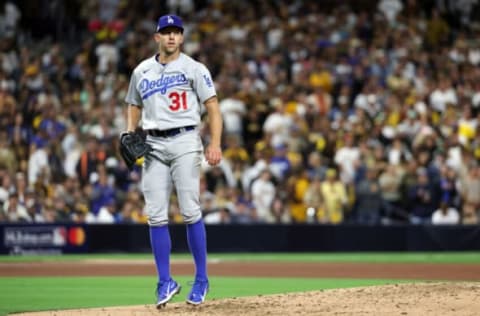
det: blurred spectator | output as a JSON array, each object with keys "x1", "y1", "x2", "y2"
[
  {"x1": 203, "y1": 206, "x2": 231, "y2": 224},
  {"x1": 286, "y1": 168, "x2": 309, "y2": 223},
  {"x1": 37, "y1": 103, "x2": 66, "y2": 141},
  {"x1": 89, "y1": 164, "x2": 116, "y2": 216},
  {"x1": 0, "y1": 1, "x2": 21, "y2": 39},
  {"x1": 438, "y1": 164, "x2": 459, "y2": 208},
  {"x1": 203, "y1": 186, "x2": 234, "y2": 224},
  {"x1": 40, "y1": 201, "x2": 56, "y2": 223},
  {"x1": 408, "y1": 167, "x2": 438, "y2": 224},
  {"x1": 200, "y1": 191, "x2": 217, "y2": 219},
  {"x1": 270, "y1": 196, "x2": 291, "y2": 224},
  {"x1": 116, "y1": 200, "x2": 136, "y2": 223},
  {"x1": 95, "y1": 36, "x2": 119, "y2": 74},
  {"x1": 307, "y1": 86, "x2": 332, "y2": 117},
  {"x1": 220, "y1": 93, "x2": 246, "y2": 138},
  {"x1": 426, "y1": 8, "x2": 450, "y2": 49},
  {"x1": 303, "y1": 175, "x2": 325, "y2": 223},
  {"x1": 0, "y1": 38, "x2": 19, "y2": 77},
  {"x1": 334, "y1": 133, "x2": 360, "y2": 184},
  {"x1": 203, "y1": 159, "x2": 236, "y2": 193},
  {"x1": 210, "y1": 186, "x2": 235, "y2": 220},
  {"x1": 429, "y1": 77, "x2": 458, "y2": 114},
  {"x1": 47, "y1": 141, "x2": 66, "y2": 184},
  {"x1": 241, "y1": 141, "x2": 270, "y2": 193},
  {"x1": 462, "y1": 203, "x2": 479, "y2": 224},
  {"x1": 379, "y1": 163, "x2": 406, "y2": 222},
  {"x1": 75, "y1": 135, "x2": 106, "y2": 186},
  {"x1": 7, "y1": 113, "x2": 31, "y2": 161},
  {"x1": 397, "y1": 110, "x2": 422, "y2": 144},
  {"x1": 431, "y1": 200, "x2": 460, "y2": 225},
  {"x1": 459, "y1": 164, "x2": 480, "y2": 220},
  {"x1": 387, "y1": 137, "x2": 412, "y2": 165},
  {"x1": 125, "y1": 189, "x2": 148, "y2": 223},
  {"x1": 167, "y1": 0, "x2": 194, "y2": 16},
  {"x1": 0, "y1": 170, "x2": 13, "y2": 205},
  {"x1": 53, "y1": 196, "x2": 71, "y2": 223},
  {"x1": 354, "y1": 166, "x2": 383, "y2": 225},
  {"x1": 269, "y1": 142, "x2": 292, "y2": 181},
  {"x1": 27, "y1": 142, "x2": 49, "y2": 186},
  {"x1": 93, "y1": 197, "x2": 118, "y2": 224},
  {"x1": 13, "y1": 171, "x2": 27, "y2": 204},
  {"x1": 1, "y1": 0, "x2": 480, "y2": 226},
  {"x1": 22, "y1": 189, "x2": 44, "y2": 223},
  {"x1": 60, "y1": 176, "x2": 82, "y2": 210},
  {"x1": 306, "y1": 151, "x2": 328, "y2": 181},
  {"x1": 377, "y1": 0, "x2": 403, "y2": 27},
  {"x1": 263, "y1": 99, "x2": 293, "y2": 148},
  {"x1": 242, "y1": 102, "x2": 268, "y2": 153},
  {"x1": 321, "y1": 168, "x2": 348, "y2": 224},
  {"x1": 2, "y1": 192, "x2": 29, "y2": 222},
  {"x1": 223, "y1": 134, "x2": 250, "y2": 165},
  {"x1": 72, "y1": 201, "x2": 89, "y2": 224},
  {"x1": 0, "y1": 130, "x2": 17, "y2": 173},
  {"x1": 457, "y1": 105, "x2": 477, "y2": 146},
  {"x1": 230, "y1": 197, "x2": 256, "y2": 224},
  {"x1": 250, "y1": 169, "x2": 276, "y2": 223}
]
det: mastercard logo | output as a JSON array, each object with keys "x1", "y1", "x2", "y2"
[{"x1": 68, "y1": 227, "x2": 86, "y2": 246}]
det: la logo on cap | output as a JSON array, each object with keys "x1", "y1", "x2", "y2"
[{"x1": 168, "y1": 16, "x2": 174, "y2": 24}]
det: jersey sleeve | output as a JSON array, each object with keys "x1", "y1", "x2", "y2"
[
  {"x1": 193, "y1": 63, "x2": 216, "y2": 104},
  {"x1": 124, "y1": 70, "x2": 143, "y2": 106}
]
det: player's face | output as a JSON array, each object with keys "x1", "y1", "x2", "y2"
[{"x1": 155, "y1": 27, "x2": 184, "y2": 55}]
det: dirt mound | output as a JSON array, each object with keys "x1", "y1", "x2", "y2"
[{"x1": 14, "y1": 282, "x2": 480, "y2": 316}]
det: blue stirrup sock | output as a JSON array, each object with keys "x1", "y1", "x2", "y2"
[
  {"x1": 149, "y1": 225, "x2": 171, "y2": 283},
  {"x1": 186, "y1": 219, "x2": 208, "y2": 282}
]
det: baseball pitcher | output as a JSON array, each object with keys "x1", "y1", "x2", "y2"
[{"x1": 123, "y1": 14, "x2": 222, "y2": 308}]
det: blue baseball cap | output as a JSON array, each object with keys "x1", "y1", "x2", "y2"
[{"x1": 156, "y1": 15, "x2": 184, "y2": 32}]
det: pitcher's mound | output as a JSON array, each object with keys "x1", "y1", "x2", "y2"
[{"x1": 14, "y1": 282, "x2": 480, "y2": 316}]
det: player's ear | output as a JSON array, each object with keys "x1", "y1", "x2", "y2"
[{"x1": 153, "y1": 33, "x2": 161, "y2": 43}]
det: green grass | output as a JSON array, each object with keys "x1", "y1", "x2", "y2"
[
  {"x1": 0, "y1": 276, "x2": 406, "y2": 315},
  {"x1": 0, "y1": 252, "x2": 479, "y2": 263},
  {"x1": 206, "y1": 252, "x2": 480, "y2": 263},
  {"x1": 0, "y1": 252, "x2": 478, "y2": 315}
]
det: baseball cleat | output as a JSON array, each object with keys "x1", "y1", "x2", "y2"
[
  {"x1": 186, "y1": 279, "x2": 209, "y2": 305},
  {"x1": 156, "y1": 279, "x2": 181, "y2": 308}
]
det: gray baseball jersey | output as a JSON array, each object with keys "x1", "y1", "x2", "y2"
[
  {"x1": 125, "y1": 52, "x2": 216, "y2": 130},
  {"x1": 125, "y1": 53, "x2": 217, "y2": 226}
]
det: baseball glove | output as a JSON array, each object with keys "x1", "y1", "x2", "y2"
[{"x1": 119, "y1": 131, "x2": 152, "y2": 170}]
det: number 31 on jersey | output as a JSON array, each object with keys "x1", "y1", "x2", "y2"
[{"x1": 168, "y1": 91, "x2": 187, "y2": 111}]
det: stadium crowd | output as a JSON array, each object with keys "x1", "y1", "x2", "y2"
[{"x1": 1, "y1": 0, "x2": 480, "y2": 225}]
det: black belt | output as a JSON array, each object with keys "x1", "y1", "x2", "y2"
[{"x1": 146, "y1": 125, "x2": 196, "y2": 138}]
